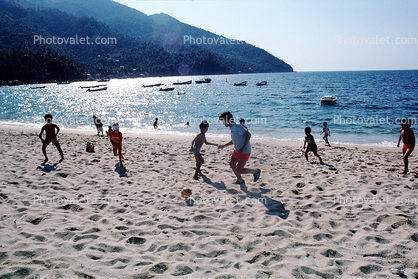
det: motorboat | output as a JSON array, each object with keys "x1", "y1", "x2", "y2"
[
  {"x1": 80, "y1": 84, "x2": 106, "y2": 89},
  {"x1": 320, "y1": 95, "x2": 337, "y2": 105},
  {"x1": 173, "y1": 80, "x2": 192, "y2": 85},
  {"x1": 159, "y1": 87, "x2": 175, "y2": 91},
  {"x1": 233, "y1": 81, "x2": 247, "y2": 86},
  {"x1": 142, "y1": 83, "x2": 162, "y2": 88},
  {"x1": 56, "y1": 81, "x2": 70, "y2": 85},
  {"x1": 195, "y1": 78, "x2": 211, "y2": 84},
  {"x1": 256, "y1": 81, "x2": 267, "y2": 86},
  {"x1": 30, "y1": 86, "x2": 45, "y2": 89},
  {"x1": 9, "y1": 80, "x2": 23, "y2": 86},
  {"x1": 87, "y1": 86, "x2": 107, "y2": 92}
]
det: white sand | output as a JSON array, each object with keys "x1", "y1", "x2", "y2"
[{"x1": 0, "y1": 126, "x2": 417, "y2": 278}]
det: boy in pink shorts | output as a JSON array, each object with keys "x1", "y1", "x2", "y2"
[{"x1": 218, "y1": 111, "x2": 261, "y2": 184}]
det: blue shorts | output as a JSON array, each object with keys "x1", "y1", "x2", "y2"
[{"x1": 193, "y1": 146, "x2": 201, "y2": 155}]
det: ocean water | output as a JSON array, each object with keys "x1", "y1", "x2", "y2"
[{"x1": 1, "y1": 70, "x2": 417, "y2": 146}]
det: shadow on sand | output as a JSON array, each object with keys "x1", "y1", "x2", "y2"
[
  {"x1": 37, "y1": 159, "x2": 63, "y2": 173},
  {"x1": 115, "y1": 162, "x2": 128, "y2": 177},
  {"x1": 239, "y1": 183, "x2": 290, "y2": 219},
  {"x1": 200, "y1": 173, "x2": 289, "y2": 219}
]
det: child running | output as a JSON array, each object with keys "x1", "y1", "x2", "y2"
[
  {"x1": 109, "y1": 123, "x2": 124, "y2": 165},
  {"x1": 320, "y1": 122, "x2": 331, "y2": 146},
  {"x1": 218, "y1": 111, "x2": 261, "y2": 184},
  {"x1": 304, "y1": 127, "x2": 323, "y2": 164},
  {"x1": 39, "y1": 114, "x2": 64, "y2": 163},
  {"x1": 190, "y1": 121, "x2": 217, "y2": 180},
  {"x1": 397, "y1": 119, "x2": 415, "y2": 174}
]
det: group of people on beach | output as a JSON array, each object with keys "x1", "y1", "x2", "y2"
[{"x1": 39, "y1": 112, "x2": 415, "y2": 178}]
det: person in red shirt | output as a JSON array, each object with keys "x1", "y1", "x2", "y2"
[{"x1": 109, "y1": 123, "x2": 124, "y2": 165}]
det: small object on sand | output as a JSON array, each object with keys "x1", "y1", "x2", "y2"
[
  {"x1": 86, "y1": 142, "x2": 95, "y2": 153},
  {"x1": 181, "y1": 188, "x2": 192, "y2": 198},
  {"x1": 390, "y1": 269, "x2": 405, "y2": 275}
]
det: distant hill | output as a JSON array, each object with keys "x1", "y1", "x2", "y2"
[
  {"x1": 15, "y1": 0, "x2": 293, "y2": 73},
  {"x1": 1, "y1": 0, "x2": 292, "y2": 83},
  {"x1": 0, "y1": 0, "x2": 230, "y2": 83}
]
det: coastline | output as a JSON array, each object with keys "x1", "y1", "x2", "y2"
[
  {"x1": 0, "y1": 124, "x2": 399, "y2": 151},
  {"x1": 1, "y1": 124, "x2": 417, "y2": 278}
]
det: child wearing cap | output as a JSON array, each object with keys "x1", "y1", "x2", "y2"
[{"x1": 109, "y1": 123, "x2": 124, "y2": 165}]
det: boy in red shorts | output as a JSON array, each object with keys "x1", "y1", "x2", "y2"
[
  {"x1": 218, "y1": 111, "x2": 261, "y2": 184},
  {"x1": 109, "y1": 123, "x2": 124, "y2": 165},
  {"x1": 397, "y1": 118, "x2": 415, "y2": 174},
  {"x1": 39, "y1": 113, "x2": 64, "y2": 163}
]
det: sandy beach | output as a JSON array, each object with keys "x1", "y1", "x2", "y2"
[{"x1": 0, "y1": 125, "x2": 417, "y2": 279}]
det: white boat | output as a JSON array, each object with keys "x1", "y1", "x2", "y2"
[
  {"x1": 142, "y1": 83, "x2": 162, "y2": 88},
  {"x1": 87, "y1": 86, "x2": 107, "y2": 92},
  {"x1": 233, "y1": 81, "x2": 247, "y2": 86},
  {"x1": 320, "y1": 95, "x2": 337, "y2": 105},
  {"x1": 256, "y1": 81, "x2": 267, "y2": 86}
]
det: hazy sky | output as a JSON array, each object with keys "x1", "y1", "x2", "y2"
[{"x1": 114, "y1": 0, "x2": 417, "y2": 72}]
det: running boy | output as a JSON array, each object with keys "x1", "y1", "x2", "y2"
[
  {"x1": 109, "y1": 123, "x2": 124, "y2": 165},
  {"x1": 397, "y1": 119, "x2": 415, "y2": 174},
  {"x1": 218, "y1": 111, "x2": 261, "y2": 184},
  {"x1": 39, "y1": 114, "x2": 64, "y2": 163},
  {"x1": 304, "y1": 127, "x2": 323, "y2": 163},
  {"x1": 320, "y1": 122, "x2": 331, "y2": 146},
  {"x1": 190, "y1": 121, "x2": 217, "y2": 180}
]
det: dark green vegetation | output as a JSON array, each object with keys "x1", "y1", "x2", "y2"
[{"x1": 0, "y1": 0, "x2": 292, "y2": 84}]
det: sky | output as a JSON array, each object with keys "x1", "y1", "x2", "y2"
[{"x1": 113, "y1": 0, "x2": 418, "y2": 72}]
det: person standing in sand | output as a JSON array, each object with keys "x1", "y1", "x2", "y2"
[
  {"x1": 39, "y1": 114, "x2": 64, "y2": 163},
  {"x1": 397, "y1": 118, "x2": 415, "y2": 174},
  {"x1": 109, "y1": 123, "x2": 124, "y2": 165},
  {"x1": 304, "y1": 127, "x2": 323, "y2": 164},
  {"x1": 93, "y1": 115, "x2": 104, "y2": 136},
  {"x1": 190, "y1": 121, "x2": 218, "y2": 180},
  {"x1": 218, "y1": 111, "x2": 261, "y2": 184},
  {"x1": 320, "y1": 121, "x2": 331, "y2": 146}
]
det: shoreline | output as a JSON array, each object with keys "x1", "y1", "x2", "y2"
[
  {"x1": 0, "y1": 71, "x2": 296, "y2": 87},
  {"x1": 0, "y1": 124, "x2": 398, "y2": 151}
]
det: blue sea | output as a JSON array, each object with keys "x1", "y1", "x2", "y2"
[{"x1": 1, "y1": 70, "x2": 417, "y2": 146}]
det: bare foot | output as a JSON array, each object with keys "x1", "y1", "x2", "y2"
[{"x1": 193, "y1": 175, "x2": 199, "y2": 180}]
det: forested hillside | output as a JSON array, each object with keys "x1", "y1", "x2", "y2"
[{"x1": 1, "y1": 0, "x2": 292, "y2": 83}]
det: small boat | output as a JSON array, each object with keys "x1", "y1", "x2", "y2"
[
  {"x1": 142, "y1": 83, "x2": 162, "y2": 88},
  {"x1": 173, "y1": 80, "x2": 192, "y2": 85},
  {"x1": 177, "y1": 92, "x2": 186, "y2": 95},
  {"x1": 160, "y1": 87, "x2": 175, "y2": 92},
  {"x1": 256, "y1": 81, "x2": 267, "y2": 86},
  {"x1": 9, "y1": 80, "x2": 23, "y2": 86},
  {"x1": 195, "y1": 78, "x2": 211, "y2": 84},
  {"x1": 80, "y1": 84, "x2": 106, "y2": 89},
  {"x1": 30, "y1": 86, "x2": 45, "y2": 89},
  {"x1": 320, "y1": 95, "x2": 337, "y2": 105},
  {"x1": 234, "y1": 81, "x2": 247, "y2": 86},
  {"x1": 97, "y1": 78, "x2": 110, "y2": 82},
  {"x1": 87, "y1": 86, "x2": 107, "y2": 92},
  {"x1": 56, "y1": 81, "x2": 70, "y2": 85}
]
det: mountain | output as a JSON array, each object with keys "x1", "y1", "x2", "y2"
[
  {"x1": 1, "y1": 0, "x2": 292, "y2": 83},
  {"x1": 14, "y1": 0, "x2": 293, "y2": 73}
]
